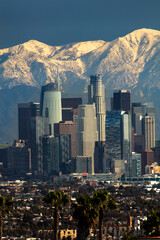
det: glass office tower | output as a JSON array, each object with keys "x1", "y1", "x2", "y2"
[
  {"x1": 40, "y1": 82, "x2": 62, "y2": 135},
  {"x1": 105, "y1": 111, "x2": 132, "y2": 177}
]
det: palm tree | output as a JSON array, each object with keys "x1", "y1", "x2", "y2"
[
  {"x1": 93, "y1": 190, "x2": 117, "y2": 240},
  {"x1": 43, "y1": 191, "x2": 70, "y2": 240},
  {"x1": 142, "y1": 209, "x2": 160, "y2": 236},
  {"x1": 73, "y1": 194, "x2": 99, "y2": 240},
  {"x1": 0, "y1": 196, "x2": 13, "y2": 240}
]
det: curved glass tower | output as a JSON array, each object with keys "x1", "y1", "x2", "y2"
[{"x1": 40, "y1": 82, "x2": 62, "y2": 135}]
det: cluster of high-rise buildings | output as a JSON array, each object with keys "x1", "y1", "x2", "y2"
[{"x1": 0, "y1": 75, "x2": 159, "y2": 179}]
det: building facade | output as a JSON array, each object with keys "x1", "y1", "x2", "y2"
[
  {"x1": 58, "y1": 134, "x2": 71, "y2": 174},
  {"x1": 42, "y1": 135, "x2": 59, "y2": 175},
  {"x1": 18, "y1": 102, "x2": 40, "y2": 145},
  {"x1": 30, "y1": 116, "x2": 49, "y2": 173},
  {"x1": 77, "y1": 104, "x2": 98, "y2": 173},
  {"x1": 105, "y1": 111, "x2": 132, "y2": 177},
  {"x1": 112, "y1": 90, "x2": 131, "y2": 112},
  {"x1": 54, "y1": 121, "x2": 77, "y2": 158},
  {"x1": 141, "y1": 149, "x2": 154, "y2": 175},
  {"x1": 131, "y1": 152, "x2": 141, "y2": 177},
  {"x1": 142, "y1": 115, "x2": 155, "y2": 150},
  {"x1": 61, "y1": 98, "x2": 82, "y2": 122},
  {"x1": 8, "y1": 140, "x2": 31, "y2": 176},
  {"x1": 40, "y1": 82, "x2": 62, "y2": 135},
  {"x1": 88, "y1": 74, "x2": 106, "y2": 142}
]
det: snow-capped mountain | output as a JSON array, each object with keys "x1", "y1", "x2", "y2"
[
  {"x1": 0, "y1": 28, "x2": 160, "y2": 96},
  {"x1": 0, "y1": 28, "x2": 160, "y2": 142}
]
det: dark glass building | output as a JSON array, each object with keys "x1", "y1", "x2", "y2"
[
  {"x1": 8, "y1": 140, "x2": 31, "y2": 176},
  {"x1": 18, "y1": 102, "x2": 40, "y2": 145},
  {"x1": 42, "y1": 135, "x2": 59, "y2": 175},
  {"x1": 105, "y1": 111, "x2": 121, "y2": 173},
  {"x1": 113, "y1": 90, "x2": 131, "y2": 112},
  {"x1": 61, "y1": 98, "x2": 82, "y2": 109},
  {"x1": 42, "y1": 134, "x2": 71, "y2": 175},
  {"x1": 61, "y1": 98, "x2": 82, "y2": 122},
  {"x1": 58, "y1": 134, "x2": 71, "y2": 174},
  {"x1": 30, "y1": 116, "x2": 49, "y2": 174},
  {"x1": 105, "y1": 111, "x2": 132, "y2": 177}
]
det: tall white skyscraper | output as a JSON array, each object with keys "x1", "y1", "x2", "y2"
[
  {"x1": 88, "y1": 74, "x2": 106, "y2": 141},
  {"x1": 40, "y1": 82, "x2": 62, "y2": 135},
  {"x1": 76, "y1": 104, "x2": 98, "y2": 173}
]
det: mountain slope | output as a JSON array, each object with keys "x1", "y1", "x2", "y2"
[
  {"x1": 0, "y1": 28, "x2": 160, "y2": 142},
  {"x1": 0, "y1": 28, "x2": 160, "y2": 96}
]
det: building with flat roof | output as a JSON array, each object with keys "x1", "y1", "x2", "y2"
[
  {"x1": 54, "y1": 121, "x2": 77, "y2": 158},
  {"x1": 132, "y1": 152, "x2": 141, "y2": 177},
  {"x1": 105, "y1": 111, "x2": 132, "y2": 177},
  {"x1": 77, "y1": 103, "x2": 98, "y2": 173},
  {"x1": 112, "y1": 90, "x2": 131, "y2": 112},
  {"x1": 142, "y1": 115, "x2": 155, "y2": 150},
  {"x1": 141, "y1": 149, "x2": 154, "y2": 175},
  {"x1": 18, "y1": 102, "x2": 40, "y2": 145},
  {"x1": 42, "y1": 135, "x2": 59, "y2": 175},
  {"x1": 8, "y1": 140, "x2": 31, "y2": 176}
]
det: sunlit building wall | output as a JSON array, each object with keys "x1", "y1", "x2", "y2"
[{"x1": 40, "y1": 82, "x2": 62, "y2": 135}]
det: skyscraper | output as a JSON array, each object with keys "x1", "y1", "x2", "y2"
[
  {"x1": 58, "y1": 134, "x2": 71, "y2": 174},
  {"x1": 30, "y1": 116, "x2": 49, "y2": 173},
  {"x1": 54, "y1": 121, "x2": 77, "y2": 158},
  {"x1": 142, "y1": 115, "x2": 155, "y2": 150},
  {"x1": 62, "y1": 98, "x2": 82, "y2": 109},
  {"x1": 42, "y1": 135, "x2": 59, "y2": 175},
  {"x1": 40, "y1": 82, "x2": 62, "y2": 135},
  {"x1": 131, "y1": 153, "x2": 141, "y2": 177},
  {"x1": 132, "y1": 102, "x2": 155, "y2": 135},
  {"x1": 88, "y1": 74, "x2": 106, "y2": 141},
  {"x1": 18, "y1": 102, "x2": 40, "y2": 144},
  {"x1": 61, "y1": 98, "x2": 82, "y2": 122},
  {"x1": 110, "y1": 90, "x2": 132, "y2": 176},
  {"x1": 88, "y1": 74, "x2": 106, "y2": 173},
  {"x1": 76, "y1": 104, "x2": 98, "y2": 173},
  {"x1": 112, "y1": 90, "x2": 131, "y2": 112},
  {"x1": 132, "y1": 102, "x2": 155, "y2": 151},
  {"x1": 105, "y1": 111, "x2": 132, "y2": 177},
  {"x1": 8, "y1": 140, "x2": 31, "y2": 176}
]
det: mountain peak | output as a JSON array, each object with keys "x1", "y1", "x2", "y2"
[
  {"x1": 131, "y1": 28, "x2": 160, "y2": 35},
  {"x1": 0, "y1": 28, "x2": 159, "y2": 91},
  {"x1": 123, "y1": 28, "x2": 160, "y2": 42}
]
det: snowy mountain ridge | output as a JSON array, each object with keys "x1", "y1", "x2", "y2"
[
  {"x1": 0, "y1": 28, "x2": 159, "y2": 97},
  {"x1": 0, "y1": 28, "x2": 160, "y2": 142}
]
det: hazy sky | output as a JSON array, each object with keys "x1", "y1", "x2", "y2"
[{"x1": 0, "y1": 0, "x2": 160, "y2": 49}]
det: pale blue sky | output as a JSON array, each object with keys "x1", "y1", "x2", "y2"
[{"x1": 0, "y1": 0, "x2": 160, "y2": 49}]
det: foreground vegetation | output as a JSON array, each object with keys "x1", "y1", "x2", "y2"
[{"x1": 1, "y1": 179, "x2": 160, "y2": 239}]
